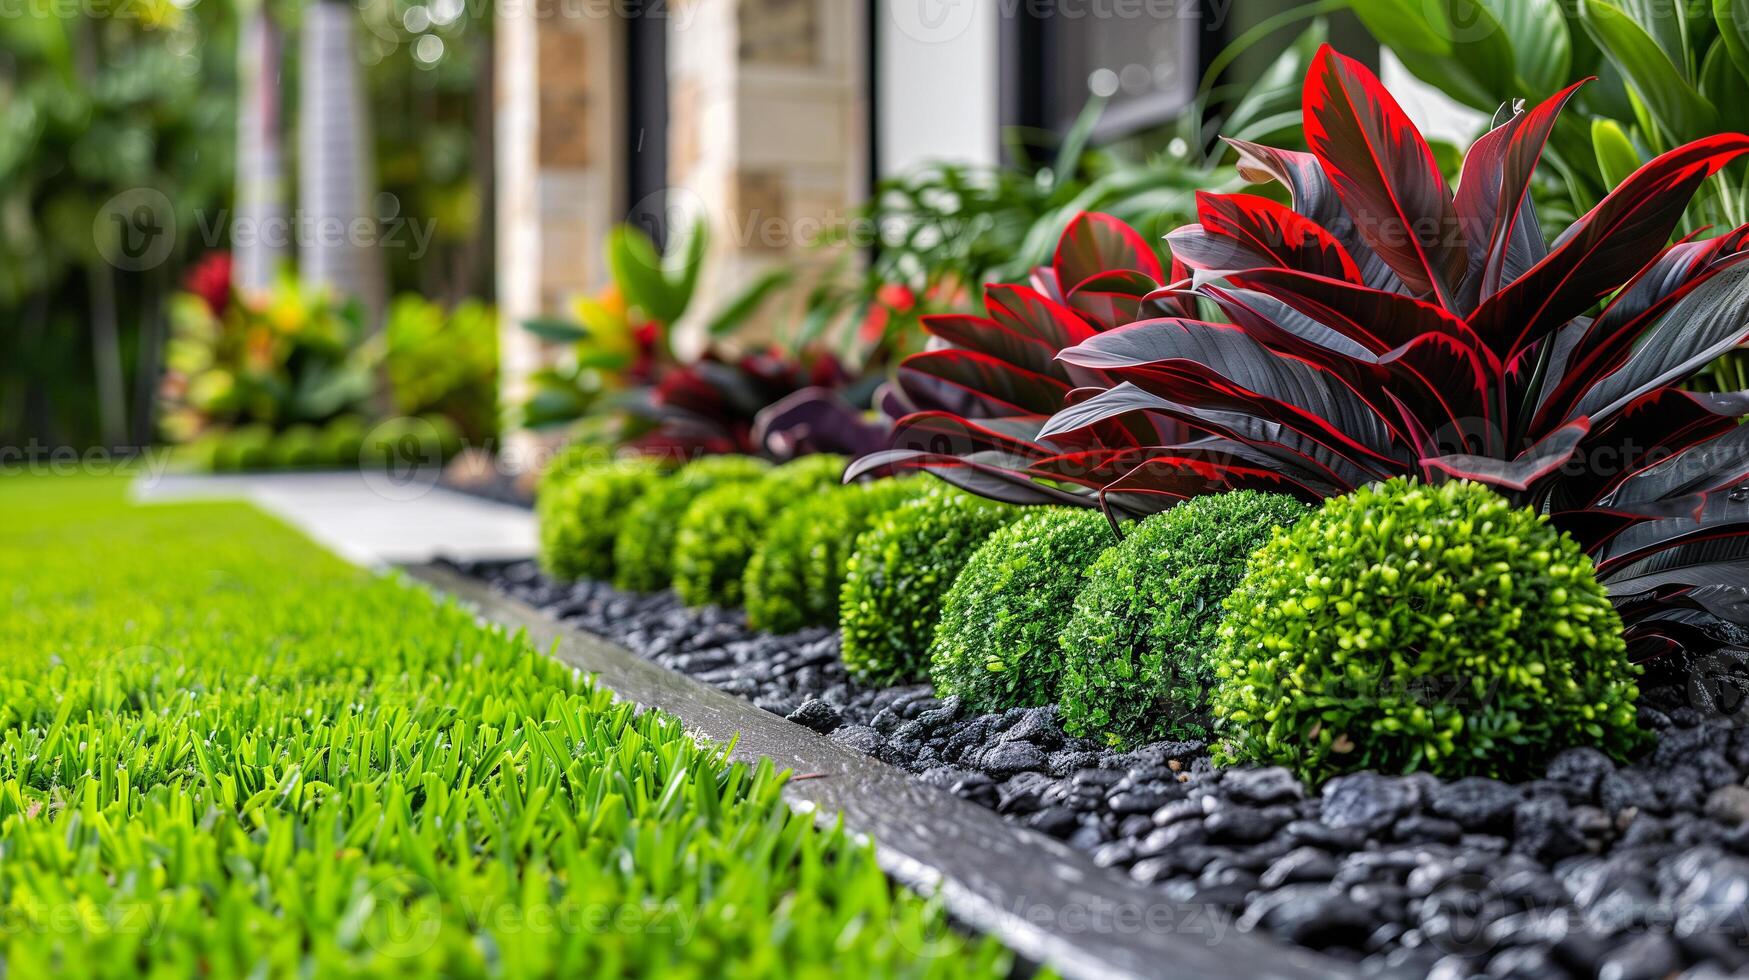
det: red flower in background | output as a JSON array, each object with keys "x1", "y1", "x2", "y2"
[
  {"x1": 184, "y1": 252, "x2": 233, "y2": 316},
  {"x1": 857, "y1": 284, "x2": 918, "y2": 345}
]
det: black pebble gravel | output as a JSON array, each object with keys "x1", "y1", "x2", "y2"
[{"x1": 468, "y1": 559, "x2": 1749, "y2": 978}]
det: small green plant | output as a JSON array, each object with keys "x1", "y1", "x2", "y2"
[
  {"x1": 930, "y1": 508, "x2": 1116, "y2": 712},
  {"x1": 379, "y1": 295, "x2": 500, "y2": 444},
  {"x1": 672, "y1": 455, "x2": 846, "y2": 608},
  {"x1": 743, "y1": 476, "x2": 929, "y2": 634},
  {"x1": 840, "y1": 491, "x2": 1018, "y2": 684},
  {"x1": 158, "y1": 276, "x2": 375, "y2": 447},
  {"x1": 360, "y1": 414, "x2": 463, "y2": 470},
  {"x1": 613, "y1": 455, "x2": 773, "y2": 592},
  {"x1": 1211, "y1": 478, "x2": 1644, "y2": 783},
  {"x1": 537, "y1": 456, "x2": 674, "y2": 581},
  {"x1": 1058, "y1": 492, "x2": 1307, "y2": 748}
]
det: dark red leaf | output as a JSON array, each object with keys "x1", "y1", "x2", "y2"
[
  {"x1": 1167, "y1": 192, "x2": 1362, "y2": 283},
  {"x1": 1421, "y1": 418, "x2": 1589, "y2": 491},
  {"x1": 1472, "y1": 133, "x2": 1749, "y2": 357},
  {"x1": 1568, "y1": 262, "x2": 1749, "y2": 425},
  {"x1": 1225, "y1": 268, "x2": 1493, "y2": 361},
  {"x1": 1223, "y1": 137, "x2": 1400, "y2": 292},
  {"x1": 921, "y1": 312, "x2": 1066, "y2": 378},
  {"x1": 1302, "y1": 45, "x2": 1465, "y2": 306},
  {"x1": 1062, "y1": 269, "x2": 1158, "y2": 332},
  {"x1": 1053, "y1": 212, "x2": 1165, "y2": 294},
  {"x1": 982, "y1": 283, "x2": 1100, "y2": 353},
  {"x1": 1478, "y1": 81, "x2": 1587, "y2": 299},
  {"x1": 898, "y1": 349, "x2": 1073, "y2": 418}
]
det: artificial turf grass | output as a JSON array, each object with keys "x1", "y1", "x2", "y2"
[{"x1": 0, "y1": 475, "x2": 1013, "y2": 978}]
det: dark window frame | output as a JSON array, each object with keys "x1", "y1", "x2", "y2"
[
  {"x1": 624, "y1": 2, "x2": 670, "y2": 250},
  {"x1": 998, "y1": 2, "x2": 1378, "y2": 153}
]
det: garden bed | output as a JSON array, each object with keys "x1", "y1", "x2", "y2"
[{"x1": 442, "y1": 557, "x2": 1749, "y2": 979}]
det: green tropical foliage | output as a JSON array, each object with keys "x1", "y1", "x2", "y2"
[{"x1": 1347, "y1": 0, "x2": 1749, "y2": 231}]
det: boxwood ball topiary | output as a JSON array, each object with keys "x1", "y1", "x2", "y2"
[
  {"x1": 672, "y1": 454, "x2": 846, "y2": 609},
  {"x1": 613, "y1": 455, "x2": 772, "y2": 592},
  {"x1": 1210, "y1": 477, "x2": 1644, "y2": 783},
  {"x1": 840, "y1": 489, "x2": 1017, "y2": 684},
  {"x1": 537, "y1": 456, "x2": 673, "y2": 582},
  {"x1": 1058, "y1": 491, "x2": 1308, "y2": 748},
  {"x1": 930, "y1": 508, "x2": 1116, "y2": 712},
  {"x1": 536, "y1": 444, "x2": 615, "y2": 577},
  {"x1": 743, "y1": 476, "x2": 930, "y2": 634}
]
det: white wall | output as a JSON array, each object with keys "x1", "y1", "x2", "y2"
[{"x1": 876, "y1": 0, "x2": 1001, "y2": 177}]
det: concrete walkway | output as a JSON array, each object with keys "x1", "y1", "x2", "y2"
[{"x1": 134, "y1": 470, "x2": 536, "y2": 567}]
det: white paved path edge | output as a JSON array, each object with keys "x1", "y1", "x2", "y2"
[{"x1": 133, "y1": 470, "x2": 537, "y2": 568}]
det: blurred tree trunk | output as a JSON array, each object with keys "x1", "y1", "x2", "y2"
[
  {"x1": 73, "y1": 20, "x2": 127, "y2": 448},
  {"x1": 130, "y1": 265, "x2": 165, "y2": 447},
  {"x1": 234, "y1": 2, "x2": 288, "y2": 297},
  {"x1": 462, "y1": 28, "x2": 495, "y2": 303},
  {"x1": 87, "y1": 263, "x2": 126, "y2": 448},
  {"x1": 299, "y1": 0, "x2": 385, "y2": 326}
]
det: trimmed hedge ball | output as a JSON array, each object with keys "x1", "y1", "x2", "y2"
[
  {"x1": 267, "y1": 424, "x2": 324, "y2": 469},
  {"x1": 930, "y1": 508, "x2": 1116, "y2": 712},
  {"x1": 360, "y1": 414, "x2": 462, "y2": 470},
  {"x1": 672, "y1": 455, "x2": 846, "y2": 609},
  {"x1": 613, "y1": 455, "x2": 772, "y2": 593},
  {"x1": 537, "y1": 441, "x2": 608, "y2": 496},
  {"x1": 743, "y1": 476, "x2": 930, "y2": 634},
  {"x1": 1058, "y1": 491, "x2": 1308, "y2": 748},
  {"x1": 1210, "y1": 478, "x2": 1644, "y2": 783},
  {"x1": 537, "y1": 455, "x2": 673, "y2": 581},
  {"x1": 839, "y1": 490, "x2": 1018, "y2": 684}
]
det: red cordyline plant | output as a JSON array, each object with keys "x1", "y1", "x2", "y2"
[
  {"x1": 851, "y1": 210, "x2": 1192, "y2": 502},
  {"x1": 858, "y1": 46, "x2": 1749, "y2": 662}
]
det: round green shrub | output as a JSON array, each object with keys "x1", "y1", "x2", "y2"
[
  {"x1": 672, "y1": 455, "x2": 847, "y2": 609},
  {"x1": 840, "y1": 490, "x2": 1018, "y2": 684},
  {"x1": 359, "y1": 415, "x2": 461, "y2": 471},
  {"x1": 213, "y1": 424, "x2": 273, "y2": 472},
  {"x1": 1210, "y1": 478, "x2": 1644, "y2": 783},
  {"x1": 613, "y1": 455, "x2": 772, "y2": 593},
  {"x1": 1058, "y1": 491, "x2": 1308, "y2": 748},
  {"x1": 539, "y1": 441, "x2": 608, "y2": 492},
  {"x1": 537, "y1": 456, "x2": 673, "y2": 581},
  {"x1": 743, "y1": 476, "x2": 930, "y2": 634},
  {"x1": 930, "y1": 508, "x2": 1116, "y2": 712},
  {"x1": 268, "y1": 424, "x2": 325, "y2": 469},
  {"x1": 318, "y1": 415, "x2": 366, "y2": 466}
]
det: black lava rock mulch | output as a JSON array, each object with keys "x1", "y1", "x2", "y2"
[{"x1": 467, "y1": 559, "x2": 1749, "y2": 979}]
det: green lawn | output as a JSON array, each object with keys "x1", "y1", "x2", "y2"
[{"x1": 0, "y1": 475, "x2": 1012, "y2": 977}]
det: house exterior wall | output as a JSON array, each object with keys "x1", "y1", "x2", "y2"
[
  {"x1": 666, "y1": 0, "x2": 869, "y2": 354},
  {"x1": 876, "y1": 0, "x2": 1000, "y2": 176},
  {"x1": 495, "y1": 0, "x2": 872, "y2": 448},
  {"x1": 495, "y1": 1, "x2": 624, "y2": 463}
]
